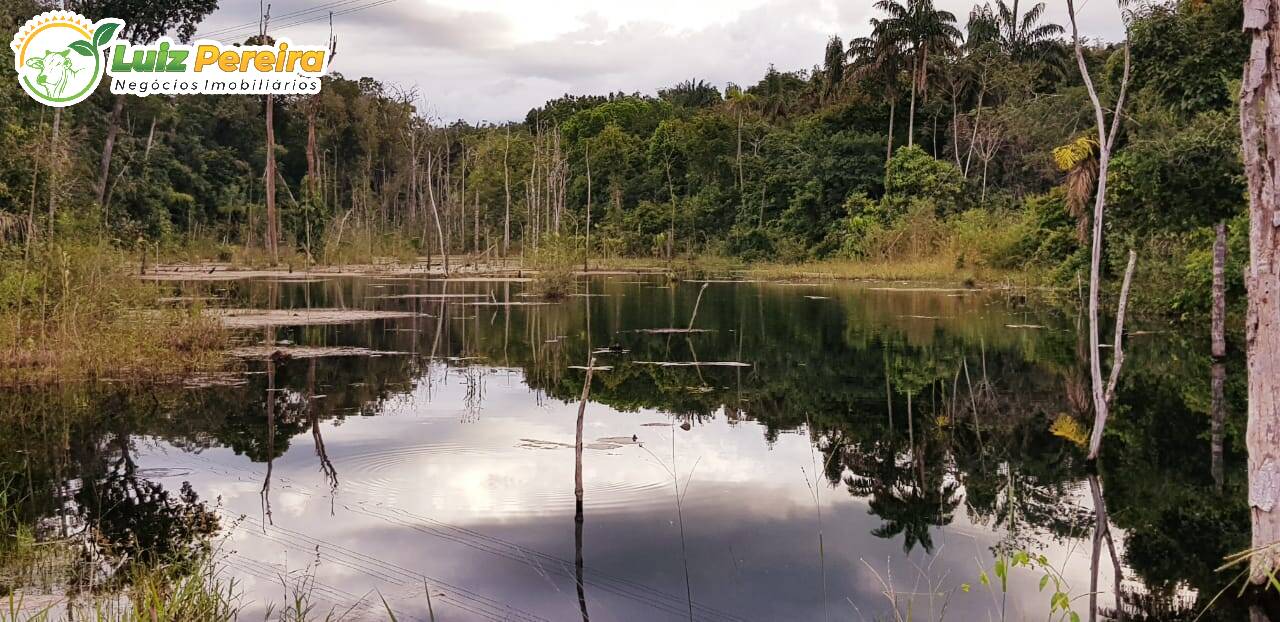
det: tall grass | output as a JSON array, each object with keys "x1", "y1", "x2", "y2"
[{"x1": 0, "y1": 241, "x2": 228, "y2": 385}]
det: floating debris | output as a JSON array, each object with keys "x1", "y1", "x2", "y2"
[
  {"x1": 1005, "y1": 324, "x2": 1045, "y2": 329},
  {"x1": 804, "y1": 295, "x2": 831, "y2": 300},
  {"x1": 641, "y1": 422, "x2": 671, "y2": 427},
  {"x1": 156, "y1": 295, "x2": 222, "y2": 303},
  {"x1": 592, "y1": 347, "x2": 630, "y2": 355},
  {"x1": 597, "y1": 436, "x2": 639, "y2": 445},
  {"x1": 458, "y1": 301, "x2": 555, "y2": 307},
  {"x1": 634, "y1": 328, "x2": 714, "y2": 334},
  {"x1": 869, "y1": 287, "x2": 974, "y2": 293},
  {"x1": 633, "y1": 361, "x2": 751, "y2": 367},
  {"x1": 517, "y1": 439, "x2": 622, "y2": 451},
  {"x1": 367, "y1": 293, "x2": 490, "y2": 300},
  {"x1": 568, "y1": 365, "x2": 613, "y2": 371},
  {"x1": 445, "y1": 277, "x2": 533, "y2": 283},
  {"x1": 900, "y1": 315, "x2": 947, "y2": 320},
  {"x1": 227, "y1": 346, "x2": 409, "y2": 359},
  {"x1": 209, "y1": 308, "x2": 419, "y2": 328},
  {"x1": 179, "y1": 372, "x2": 249, "y2": 389}
]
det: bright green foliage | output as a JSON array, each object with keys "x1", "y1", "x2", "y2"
[
  {"x1": 1126, "y1": 0, "x2": 1247, "y2": 115},
  {"x1": 883, "y1": 145, "x2": 966, "y2": 214},
  {"x1": 0, "y1": 0, "x2": 1256, "y2": 318},
  {"x1": 1108, "y1": 109, "x2": 1243, "y2": 233}
]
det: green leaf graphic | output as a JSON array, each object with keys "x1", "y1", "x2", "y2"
[
  {"x1": 68, "y1": 40, "x2": 94, "y2": 57},
  {"x1": 92, "y1": 22, "x2": 120, "y2": 48}
]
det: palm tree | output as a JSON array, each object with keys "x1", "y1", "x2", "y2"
[
  {"x1": 862, "y1": 0, "x2": 962, "y2": 149},
  {"x1": 994, "y1": 0, "x2": 1065, "y2": 61},
  {"x1": 848, "y1": 32, "x2": 907, "y2": 159},
  {"x1": 968, "y1": 1, "x2": 1065, "y2": 65},
  {"x1": 822, "y1": 35, "x2": 846, "y2": 103},
  {"x1": 723, "y1": 85, "x2": 758, "y2": 196}
]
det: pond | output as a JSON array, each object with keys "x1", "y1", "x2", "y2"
[{"x1": 1, "y1": 274, "x2": 1251, "y2": 620}]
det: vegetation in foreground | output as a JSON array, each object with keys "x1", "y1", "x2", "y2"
[{"x1": 0, "y1": 235, "x2": 228, "y2": 386}]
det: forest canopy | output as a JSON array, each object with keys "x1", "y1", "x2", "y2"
[{"x1": 0, "y1": 0, "x2": 1249, "y2": 316}]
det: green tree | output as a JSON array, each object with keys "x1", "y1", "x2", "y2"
[{"x1": 863, "y1": 0, "x2": 962, "y2": 148}]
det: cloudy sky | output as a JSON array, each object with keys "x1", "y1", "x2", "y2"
[{"x1": 194, "y1": 0, "x2": 1125, "y2": 123}]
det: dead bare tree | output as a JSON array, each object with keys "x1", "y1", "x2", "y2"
[
  {"x1": 258, "y1": 1, "x2": 279, "y2": 264},
  {"x1": 1240, "y1": 0, "x2": 1280, "y2": 589},
  {"x1": 1066, "y1": 0, "x2": 1137, "y2": 462}
]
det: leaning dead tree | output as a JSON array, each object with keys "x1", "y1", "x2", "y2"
[
  {"x1": 1240, "y1": 0, "x2": 1280, "y2": 588},
  {"x1": 1066, "y1": 0, "x2": 1138, "y2": 462}
]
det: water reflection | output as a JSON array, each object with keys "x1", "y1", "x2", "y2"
[{"x1": 0, "y1": 275, "x2": 1255, "y2": 620}]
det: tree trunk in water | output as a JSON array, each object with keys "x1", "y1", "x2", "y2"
[
  {"x1": 426, "y1": 151, "x2": 449, "y2": 275},
  {"x1": 504, "y1": 128, "x2": 512, "y2": 257},
  {"x1": 665, "y1": 161, "x2": 676, "y2": 262},
  {"x1": 1213, "y1": 360, "x2": 1227, "y2": 493},
  {"x1": 585, "y1": 142, "x2": 592, "y2": 271},
  {"x1": 265, "y1": 93, "x2": 279, "y2": 263},
  {"x1": 1240, "y1": 0, "x2": 1280, "y2": 587},
  {"x1": 1214, "y1": 221, "x2": 1228, "y2": 359},
  {"x1": 1068, "y1": 0, "x2": 1133, "y2": 462},
  {"x1": 95, "y1": 94, "x2": 125, "y2": 207},
  {"x1": 1212, "y1": 222, "x2": 1229, "y2": 494}
]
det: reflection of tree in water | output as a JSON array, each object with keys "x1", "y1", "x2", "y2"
[
  {"x1": 0, "y1": 279, "x2": 1261, "y2": 617},
  {"x1": 842, "y1": 438, "x2": 961, "y2": 554},
  {"x1": 76, "y1": 469, "x2": 219, "y2": 584},
  {"x1": 0, "y1": 396, "x2": 221, "y2": 591}
]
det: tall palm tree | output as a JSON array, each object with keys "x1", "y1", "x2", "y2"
[
  {"x1": 969, "y1": 0, "x2": 1065, "y2": 64},
  {"x1": 997, "y1": 0, "x2": 1065, "y2": 61},
  {"x1": 863, "y1": 0, "x2": 962, "y2": 149},
  {"x1": 723, "y1": 85, "x2": 758, "y2": 196},
  {"x1": 756, "y1": 65, "x2": 799, "y2": 121},
  {"x1": 822, "y1": 35, "x2": 846, "y2": 103},
  {"x1": 848, "y1": 32, "x2": 907, "y2": 159}
]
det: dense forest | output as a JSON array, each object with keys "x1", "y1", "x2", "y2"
[{"x1": 0, "y1": 0, "x2": 1250, "y2": 315}]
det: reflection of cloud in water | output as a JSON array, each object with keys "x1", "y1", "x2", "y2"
[{"x1": 135, "y1": 363, "x2": 1103, "y2": 621}]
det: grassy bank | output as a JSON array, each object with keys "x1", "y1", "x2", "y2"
[{"x1": 0, "y1": 242, "x2": 229, "y2": 386}]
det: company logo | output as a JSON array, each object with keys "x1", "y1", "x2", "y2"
[
  {"x1": 11, "y1": 11, "x2": 330, "y2": 107},
  {"x1": 11, "y1": 11, "x2": 121, "y2": 107}
]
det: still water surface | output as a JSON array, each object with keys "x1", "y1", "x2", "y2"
[{"x1": 5, "y1": 274, "x2": 1249, "y2": 620}]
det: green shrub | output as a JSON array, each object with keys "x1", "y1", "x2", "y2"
[{"x1": 883, "y1": 146, "x2": 967, "y2": 215}]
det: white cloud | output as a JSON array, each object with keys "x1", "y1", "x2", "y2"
[{"x1": 194, "y1": 0, "x2": 1127, "y2": 123}]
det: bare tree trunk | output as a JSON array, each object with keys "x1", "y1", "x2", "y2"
[
  {"x1": 1213, "y1": 221, "x2": 1228, "y2": 359},
  {"x1": 1213, "y1": 360, "x2": 1227, "y2": 493},
  {"x1": 585, "y1": 141, "x2": 592, "y2": 271},
  {"x1": 266, "y1": 93, "x2": 279, "y2": 263},
  {"x1": 425, "y1": 150, "x2": 448, "y2": 275},
  {"x1": 95, "y1": 94, "x2": 125, "y2": 207},
  {"x1": 1241, "y1": 0, "x2": 1280, "y2": 587},
  {"x1": 886, "y1": 99, "x2": 896, "y2": 162},
  {"x1": 574, "y1": 357, "x2": 595, "y2": 621},
  {"x1": 1211, "y1": 222, "x2": 1230, "y2": 495},
  {"x1": 47, "y1": 108, "x2": 60, "y2": 250},
  {"x1": 907, "y1": 58, "x2": 917, "y2": 148},
  {"x1": 503, "y1": 128, "x2": 512, "y2": 257},
  {"x1": 1068, "y1": 0, "x2": 1134, "y2": 462},
  {"x1": 736, "y1": 111, "x2": 744, "y2": 193},
  {"x1": 665, "y1": 160, "x2": 676, "y2": 262}
]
